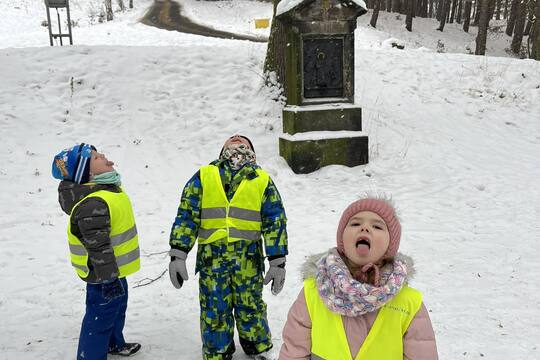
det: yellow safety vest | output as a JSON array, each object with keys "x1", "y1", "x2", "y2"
[
  {"x1": 304, "y1": 277, "x2": 422, "y2": 360},
  {"x1": 198, "y1": 165, "x2": 269, "y2": 244},
  {"x1": 67, "y1": 189, "x2": 140, "y2": 279}
]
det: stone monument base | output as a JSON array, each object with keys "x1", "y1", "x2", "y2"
[
  {"x1": 279, "y1": 134, "x2": 368, "y2": 174},
  {"x1": 283, "y1": 104, "x2": 362, "y2": 135}
]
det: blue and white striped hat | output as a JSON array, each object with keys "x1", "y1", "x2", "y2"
[{"x1": 52, "y1": 143, "x2": 96, "y2": 184}]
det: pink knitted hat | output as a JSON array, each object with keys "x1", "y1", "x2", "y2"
[{"x1": 336, "y1": 197, "x2": 401, "y2": 259}]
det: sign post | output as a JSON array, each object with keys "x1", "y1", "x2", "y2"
[{"x1": 44, "y1": 0, "x2": 73, "y2": 46}]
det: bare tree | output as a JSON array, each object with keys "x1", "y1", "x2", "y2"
[
  {"x1": 437, "y1": 0, "x2": 452, "y2": 30},
  {"x1": 531, "y1": 0, "x2": 540, "y2": 59},
  {"x1": 104, "y1": 0, "x2": 113, "y2": 21},
  {"x1": 524, "y1": 18, "x2": 533, "y2": 35},
  {"x1": 506, "y1": 0, "x2": 520, "y2": 35},
  {"x1": 511, "y1": 0, "x2": 527, "y2": 53},
  {"x1": 406, "y1": 0, "x2": 416, "y2": 29},
  {"x1": 463, "y1": 0, "x2": 473, "y2": 29},
  {"x1": 129, "y1": 0, "x2": 133, "y2": 9},
  {"x1": 371, "y1": 0, "x2": 383, "y2": 27},
  {"x1": 264, "y1": 0, "x2": 287, "y2": 89},
  {"x1": 474, "y1": 0, "x2": 482, "y2": 24},
  {"x1": 495, "y1": 0, "x2": 502, "y2": 18},
  {"x1": 117, "y1": 0, "x2": 125, "y2": 11},
  {"x1": 450, "y1": 0, "x2": 458, "y2": 22},
  {"x1": 457, "y1": 0, "x2": 464, "y2": 22},
  {"x1": 475, "y1": 0, "x2": 494, "y2": 54}
]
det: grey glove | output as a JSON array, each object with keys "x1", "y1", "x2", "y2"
[
  {"x1": 169, "y1": 249, "x2": 189, "y2": 289},
  {"x1": 263, "y1": 257, "x2": 286, "y2": 295}
]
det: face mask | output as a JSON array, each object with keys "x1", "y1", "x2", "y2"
[{"x1": 220, "y1": 144, "x2": 256, "y2": 170}]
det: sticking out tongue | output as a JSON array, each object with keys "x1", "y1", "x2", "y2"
[{"x1": 356, "y1": 240, "x2": 370, "y2": 256}]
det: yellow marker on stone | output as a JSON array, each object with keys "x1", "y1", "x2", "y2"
[{"x1": 254, "y1": 18, "x2": 270, "y2": 29}]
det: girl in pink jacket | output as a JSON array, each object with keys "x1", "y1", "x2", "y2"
[{"x1": 279, "y1": 196, "x2": 438, "y2": 360}]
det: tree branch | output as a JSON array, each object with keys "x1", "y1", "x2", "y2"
[{"x1": 133, "y1": 269, "x2": 167, "y2": 288}]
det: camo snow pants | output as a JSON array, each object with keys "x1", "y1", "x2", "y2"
[{"x1": 196, "y1": 240, "x2": 273, "y2": 360}]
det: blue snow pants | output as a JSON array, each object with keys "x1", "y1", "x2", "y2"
[{"x1": 77, "y1": 278, "x2": 128, "y2": 360}]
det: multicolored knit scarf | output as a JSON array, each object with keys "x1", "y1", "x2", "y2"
[
  {"x1": 220, "y1": 144, "x2": 256, "y2": 170},
  {"x1": 316, "y1": 247, "x2": 408, "y2": 317}
]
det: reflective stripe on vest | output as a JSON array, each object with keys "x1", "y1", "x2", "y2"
[
  {"x1": 67, "y1": 188, "x2": 141, "y2": 279},
  {"x1": 303, "y1": 278, "x2": 422, "y2": 360},
  {"x1": 198, "y1": 165, "x2": 269, "y2": 244}
]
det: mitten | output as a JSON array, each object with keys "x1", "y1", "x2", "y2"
[
  {"x1": 169, "y1": 249, "x2": 189, "y2": 289},
  {"x1": 263, "y1": 256, "x2": 286, "y2": 295}
]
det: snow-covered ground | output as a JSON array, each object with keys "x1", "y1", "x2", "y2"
[{"x1": 1, "y1": 1, "x2": 540, "y2": 359}]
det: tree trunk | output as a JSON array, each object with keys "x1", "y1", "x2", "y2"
[
  {"x1": 524, "y1": 18, "x2": 532, "y2": 35},
  {"x1": 495, "y1": 0, "x2": 501, "y2": 18},
  {"x1": 503, "y1": 0, "x2": 509, "y2": 18},
  {"x1": 438, "y1": 0, "x2": 451, "y2": 30},
  {"x1": 437, "y1": 0, "x2": 443, "y2": 19},
  {"x1": 506, "y1": 0, "x2": 519, "y2": 35},
  {"x1": 457, "y1": 0, "x2": 464, "y2": 22},
  {"x1": 511, "y1": 0, "x2": 526, "y2": 54},
  {"x1": 117, "y1": 0, "x2": 125, "y2": 11},
  {"x1": 371, "y1": 0, "x2": 382, "y2": 27},
  {"x1": 416, "y1": 0, "x2": 423, "y2": 16},
  {"x1": 387, "y1": 0, "x2": 393, "y2": 12},
  {"x1": 450, "y1": 0, "x2": 457, "y2": 22},
  {"x1": 463, "y1": 0, "x2": 473, "y2": 30},
  {"x1": 475, "y1": 0, "x2": 493, "y2": 54},
  {"x1": 429, "y1": 0, "x2": 434, "y2": 17},
  {"x1": 104, "y1": 0, "x2": 113, "y2": 21},
  {"x1": 129, "y1": 0, "x2": 133, "y2": 9},
  {"x1": 473, "y1": 0, "x2": 482, "y2": 25},
  {"x1": 406, "y1": 0, "x2": 415, "y2": 30},
  {"x1": 531, "y1": 0, "x2": 540, "y2": 59},
  {"x1": 393, "y1": 0, "x2": 401, "y2": 12},
  {"x1": 264, "y1": 0, "x2": 287, "y2": 89}
]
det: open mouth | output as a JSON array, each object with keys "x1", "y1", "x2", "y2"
[{"x1": 355, "y1": 238, "x2": 371, "y2": 249}]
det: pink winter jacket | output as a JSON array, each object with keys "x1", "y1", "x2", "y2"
[{"x1": 279, "y1": 255, "x2": 438, "y2": 360}]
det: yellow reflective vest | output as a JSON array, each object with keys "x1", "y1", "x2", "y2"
[
  {"x1": 304, "y1": 277, "x2": 422, "y2": 360},
  {"x1": 198, "y1": 165, "x2": 269, "y2": 244},
  {"x1": 67, "y1": 189, "x2": 140, "y2": 279}
]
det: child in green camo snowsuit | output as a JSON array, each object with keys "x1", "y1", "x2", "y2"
[{"x1": 168, "y1": 135, "x2": 288, "y2": 360}]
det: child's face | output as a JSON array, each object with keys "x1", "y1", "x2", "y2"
[
  {"x1": 342, "y1": 211, "x2": 390, "y2": 266},
  {"x1": 89, "y1": 150, "x2": 115, "y2": 177}
]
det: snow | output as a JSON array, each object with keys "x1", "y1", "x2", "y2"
[
  {"x1": 1, "y1": 0, "x2": 540, "y2": 359},
  {"x1": 285, "y1": 103, "x2": 362, "y2": 111},
  {"x1": 280, "y1": 130, "x2": 366, "y2": 140},
  {"x1": 276, "y1": 0, "x2": 368, "y2": 16}
]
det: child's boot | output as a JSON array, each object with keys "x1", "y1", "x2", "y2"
[{"x1": 108, "y1": 343, "x2": 141, "y2": 356}]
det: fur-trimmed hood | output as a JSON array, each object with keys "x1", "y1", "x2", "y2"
[{"x1": 300, "y1": 249, "x2": 416, "y2": 281}]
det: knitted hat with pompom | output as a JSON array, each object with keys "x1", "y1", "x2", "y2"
[{"x1": 336, "y1": 197, "x2": 401, "y2": 259}]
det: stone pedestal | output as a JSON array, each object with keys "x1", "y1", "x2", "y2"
[
  {"x1": 280, "y1": 134, "x2": 368, "y2": 174},
  {"x1": 283, "y1": 105, "x2": 362, "y2": 134},
  {"x1": 280, "y1": 104, "x2": 368, "y2": 174}
]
